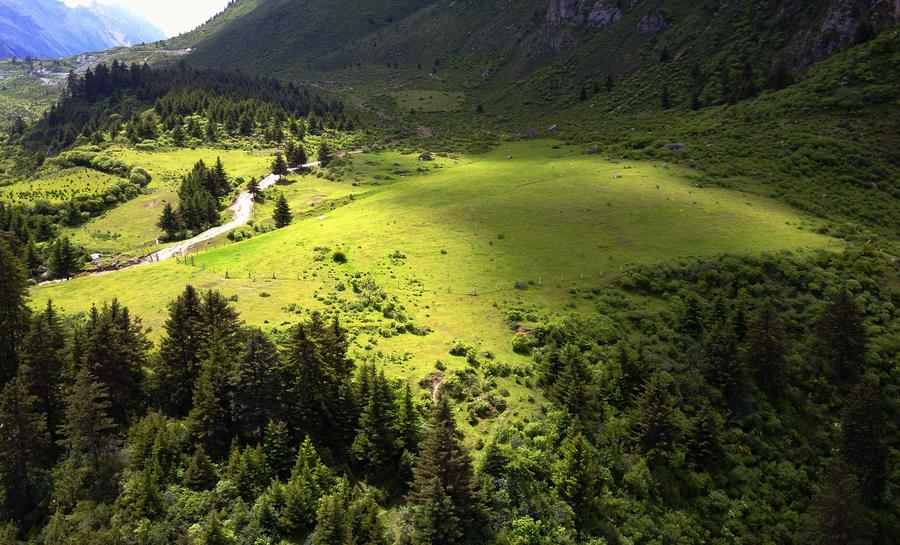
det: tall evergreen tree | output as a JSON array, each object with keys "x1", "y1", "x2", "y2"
[
  {"x1": 154, "y1": 285, "x2": 204, "y2": 416},
  {"x1": 553, "y1": 432, "x2": 605, "y2": 535},
  {"x1": 0, "y1": 238, "x2": 30, "y2": 384},
  {"x1": 801, "y1": 461, "x2": 874, "y2": 545},
  {"x1": 231, "y1": 328, "x2": 281, "y2": 442},
  {"x1": 352, "y1": 368, "x2": 400, "y2": 477},
  {"x1": 187, "y1": 344, "x2": 233, "y2": 459},
  {"x1": 744, "y1": 303, "x2": 790, "y2": 393},
  {"x1": 79, "y1": 300, "x2": 149, "y2": 426},
  {"x1": 19, "y1": 300, "x2": 67, "y2": 441},
  {"x1": 0, "y1": 372, "x2": 51, "y2": 522},
  {"x1": 54, "y1": 366, "x2": 119, "y2": 509},
  {"x1": 816, "y1": 291, "x2": 867, "y2": 383},
  {"x1": 157, "y1": 203, "x2": 181, "y2": 240},
  {"x1": 632, "y1": 371, "x2": 685, "y2": 461},
  {"x1": 317, "y1": 141, "x2": 332, "y2": 167},
  {"x1": 705, "y1": 320, "x2": 745, "y2": 398},
  {"x1": 272, "y1": 152, "x2": 289, "y2": 176},
  {"x1": 184, "y1": 444, "x2": 218, "y2": 491},
  {"x1": 841, "y1": 381, "x2": 887, "y2": 505},
  {"x1": 49, "y1": 237, "x2": 81, "y2": 280},
  {"x1": 406, "y1": 396, "x2": 490, "y2": 544},
  {"x1": 273, "y1": 193, "x2": 293, "y2": 228},
  {"x1": 281, "y1": 322, "x2": 331, "y2": 443}
]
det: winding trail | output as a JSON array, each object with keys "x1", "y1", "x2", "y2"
[
  {"x1": 39, "y1": 160, "x2": 321, "y2": 285},
  {"x1": 142, "y1": 162, "x2": 318, "y2": 264}
]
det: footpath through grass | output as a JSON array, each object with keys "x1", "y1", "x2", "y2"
[{"x1": 34, "y1": 139, "x2": 837, "y2": 437}]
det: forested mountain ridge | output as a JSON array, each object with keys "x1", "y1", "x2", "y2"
[{"x1": 0, "y1": 0, "x2": 164, "y2": 59}]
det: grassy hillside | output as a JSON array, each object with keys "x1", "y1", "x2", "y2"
[{"x1": 33, "y1": 140, "x2": 836, "y2": 435}]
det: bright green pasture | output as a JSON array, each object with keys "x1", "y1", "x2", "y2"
[
  {"x1": 34, "y1": 140, "x2": 836, "y2": 436},
  {"x1": 64, "y1": 147, "x2": 274, "y2": 258},
  {"x1": 0, "y1": 168, "x2": 123, "y2": 205},
  {"x1": 393, "y1": 90, "x2": 465, "y2": 112}
]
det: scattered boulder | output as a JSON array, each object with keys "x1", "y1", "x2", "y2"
[
  {"x1": 525, "y1": 127, "x2": 538, "y2": 139},
  {"x1": 418, "y1": 153, "x2": 433, "y2": 161},
  {"x1": 637, "y1": 9, "x2": 670, "y2": 35},
  {"x1": 547, "y1": 0, "x2": 622, "y2": 28},
  {"x1": 665, "y1": 143, "x2": 686, "y2": 151},
  {"x1": 547, "y1": 124, "x2": 558, "y2": 133}
]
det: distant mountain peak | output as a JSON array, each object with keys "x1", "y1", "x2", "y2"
[{"x1": 0, "y1": 0, "x2": 165, "y2": 58}]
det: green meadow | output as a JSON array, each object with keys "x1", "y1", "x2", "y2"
[
  {"x1": 392, "y1": 90, "x2": 465, "y2": 112},
  {"x1": 0, "y1": 167, "x2": 124, "y2": 205},
  {"x1": 34, "y1": 139, "x2": 836, "y2": 435}
]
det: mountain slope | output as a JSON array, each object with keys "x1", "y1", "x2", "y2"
[{"x1": 0, "y1": 0, "x2": 165, "y2": 58}]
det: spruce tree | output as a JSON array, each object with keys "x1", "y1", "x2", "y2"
[
  {"x1": 352, "y1": 368, "x2": 399, "y2": 477},
  {"x1": 281, "y1": 437, "x2": 333, "y2": 536},
  {"x1": 802, "y1": 461, "x2": 874, "y2": 545},
  {"x1": 184, "y1": 444, "x2": 218, "y2": 491},
  {"x1": 48, "y1": 237, "x2": 81, "y2": 279},
  {"x1": 200, "y1": 510, "x2": 234, "y2": 545},
  {"x1": 157, "y1": 203, "x2": 181, "y2": 240},
  {"x1": 745, "y1": 302, "x2": 790, "y2": 393},
  {"x1": 317, "y1": 141, "x2": 332, "y2": 167},
  {"x1": 79, "y1": 300, "x2": 149, "y2": 426},
  {"x1": 553, "y1": 432, "x2": 604, "y2": 535},
  {"x1": 686, "y1": 402, "x2": 724, "y2": 472},
  {"x1": 661, "y1": 85, "x2": 672, "y2": 109},
  {"x1": 286, "y1": 140, "x2": 308, "y2": 168},
  {"x1": 705, "y1": 320, "x2": 745, "y2": 398},
  {"x1": 311, "y1": 479, "x2": 352, "y2": 545},
  {"x1": 55, "y1": 365, "x2": 119, "y2": 508},
  {"x1": 632, "y1": 371, "x2": 685, "y2": 461},
  {"x1": 273, "y1": 193, "x2": 293, "y2": 228},
  {"x1": 816, "y1": 290, "x2": 867, "y2": 383},
  {"x1": 231, "y1": 328, "x2": 282, "y2": 442},
  {"x1": 247, "y1": 177, "x2": 261, "y2": 202},
  {"x1": 272, "y1": 152, "x2": 289, "y2": 176},
  {"x1": 841, "y1": 381, "x2": 887, "y2": 505},
  {"x1": 398, "y1": 382, "x2": 422, "y2": 455},
  {"x1": 19, "y1": 300, "x2": 67, "y2": 441},
  {"x1": 155, "y1": 285, "x2": 204, "y2": 416},
  {"x1": 281, "y1": 323, "x2": 331, "y2": 443},
  {"x1": 406, "y1": 396, "x2": 490, "y2": 544},
  {"x1": 0, "y1": 238, "x2": 30, "y2": 384},
  {"x1": 262, "y1": 420, "x2": 294, "y2": 479},
  {"x1": 188, "y1": 345, "x2": 232, "y2": 459},
  {"x1": 0, "y1": 373, "x2": 51, "y2": 522}
]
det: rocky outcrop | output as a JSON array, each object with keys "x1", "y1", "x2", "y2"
[
  {"x1": 547, "y1": 0, "x2": 623, "y2": 28},
  {"x1": 637, "y1": 9, "x2": 670, "y2": 35},
  {"x1": 588, "y1": 2, "x2": 623, "y2": 28}
]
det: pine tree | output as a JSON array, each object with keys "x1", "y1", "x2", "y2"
[
  {"x1": 272, "y1": 152, "x2": 289, "y2": 176},
  {"x1": 172, "y1": 123, "x2": 185, "y2": 146},
  {"x1": 406, "y1": 396, "x2": 490, "y2": 544},
  {"x1": 281, "y1": 437, "x2": 333, "y2": 536},
  {"x1": 286, "y1": 140, "x2": 308, "y2": 168},
  {"x1": 632, "y1": 371, "x2": 685, "y2": 460},
  {"x1": 413, "y1": 477, "x2": 461, "y2": 545},
  {"x1": 154, "y1": 285, "x2": 204, "y2": 416},
  {"x1": 231, "y1": 328, "x2": 282, "y2": 442},
  {"x1": 553, "y1": 432, "x2": 604, "y2": 535},
  {"x1": 184, "y1": 444, "x2": 218, "y2": 491},
  {"x1": 273, "y1": 193, "x2": 293, "y2": 228},
  {"x1": 745, "y1": 303, "x2": 790, "y2": 393},
  {"x1": 0, "y1": 239, "x2": 30, "y2": 384},
  {"x1": 200, "y1": 510, "x2": 234, "y2": 545},
  {"x1": 802, "y1": 461, "x2": 874, "y2": 545},
  {"x1": 55, "y1": 366, "x2": 119, "y2": 508},
  {"x1": 49, "y1": 237, "x2": 81, "y2": 280},
  {"x1": 0, "y1": 372, "x2": 51, "y2": 522},
  {"x1": 24, "y1": 237, "x2": 42, "y2": 277},
  {"x1": 352, "y1": 368, "x2": 399, "y2": 477},
  {"x1": 157, "y1": 203, "x2": 181, "y2": 240},
  {"x1": 398, "y1": 382, "x2": 422, "y2": 455},
  {"x1": 205, "y1": 119, "x2": 218, "y2": 142},
  {"x1": 686, "y1": 403, "x2": 723, "y2": 472},
  {"x1": 816, "y1": 290, "x2": 867, "y2": 383},
  {"x1": 317, "y1": 141, "x2": 332, "y2": 167},
  {"x1": 549, "y1": 344, "x2": 600, "y2": 426},
  {"x1": 188, "y1": 345, "x2": 232, "y2": 459},
  {"x1": 79, "y1": 300, "x2": 149, "y2": 426},
  {"x1": 841, "y1": 381, "x2": 887, "y2": 505},
  {"x1": 19, "y1": 300, "x2": 67, "y2": 441},
  {"x1": 281, "y1": 323, "x2": 331, "y2": 443},
  {"x1": 262, "y1": 420, "x2": 294, "y2": 479},
  {"x1": 247, "y1": 177, "x2": 261, "y2": 202},
  {"x1": 705, "y1": 320, "x2": 746, "y2": 398},
  {"x1": 311, "y1": 479, "x2": 353, "y2": 545}
]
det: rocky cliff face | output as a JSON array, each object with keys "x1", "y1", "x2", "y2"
[{"x1": 547, "y1": 0, "x2": 623, "y2": 29}]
